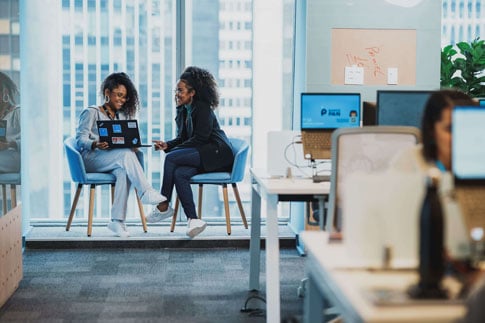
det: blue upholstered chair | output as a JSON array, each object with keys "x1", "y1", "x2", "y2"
[
  {"x1": 0, "y1": 173, "x2": 20, "y2": 214},
  {"x1": 64, "y1": 136, "x2": 147, "y2": 236},
  {"x1": 170, "y1": 138, "x2": 250, "y2": 235}
]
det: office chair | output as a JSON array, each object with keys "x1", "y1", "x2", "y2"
[
  {"x1": 0, "y1": 173, "x2": 20, "y2": 214},
  {"x1": 64, "y1": 136, "x2": 148, "y2": 236},
  {"x1": 170, "y1": 138, "x2": 250, "y2": 235},
  {"x1": 326, "y1": 126, "x2": 421, "y2": 233}
]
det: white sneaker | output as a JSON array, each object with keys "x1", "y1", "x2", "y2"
[
  {"x1": 140, "y1": 189, "x2": 167, "y2": 205},
  {"x1": 146, "y1": 206, "x2": 174, "y2": 223},
  {"x1": 186, "y1": 218, "x2": 207, "y2": 238},
  {"x1": 107, "y1": 221, "x2": 130, "y2": 238}
]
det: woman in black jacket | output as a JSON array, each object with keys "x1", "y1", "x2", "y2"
[{"x1": 148, "y1": 66, "x2": 234, "y2": 238}]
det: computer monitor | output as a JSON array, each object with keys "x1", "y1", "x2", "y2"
[
  {"x1": 478, "y1": 99, "x2": 485, "y2": 107},
  {"x1": 300, "y1": 92, "x2": 361, "y2": 161},
  {"x1": 376, "y1": 90, "x2": 434, "y2": 127},
  {"x1": 301, "y1": 93, "x2": 361, "y2": 129}
]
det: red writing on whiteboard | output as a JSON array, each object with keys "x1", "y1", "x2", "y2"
[{"x1": 345, "y1": 46, "x2": 385, "y2": 79}]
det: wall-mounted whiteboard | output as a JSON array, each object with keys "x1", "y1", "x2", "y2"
[{"x1": 331, "y1": 29, "x2": 416, "y2": 85}]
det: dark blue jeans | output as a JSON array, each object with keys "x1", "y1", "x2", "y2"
[{"x1": 161, "y1": 147, "x2": 201, "y2": 219}]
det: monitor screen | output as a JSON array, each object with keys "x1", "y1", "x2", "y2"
[
  {"x1": 452, "y1": 106, "x2": 485, "y2": 180},
  {"x1": 479, "y1": 99, "x2": 485, "y2": 106},
  {"x1": 300, "y1": 93, "x2": 361, "y2": 130},
  {"x1": 376, "y1": 90, "x2": 434, "y2": 127}
]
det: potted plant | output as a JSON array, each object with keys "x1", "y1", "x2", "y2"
[{"x1": 441, "y1": 37, "x2": 485, "y2": 98}]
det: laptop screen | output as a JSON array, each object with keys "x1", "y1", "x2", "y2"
[
  {"x1": 376, "y1": 90, "x2": 434, "y2": 127},
  {"x1": 301, "y1": 93, "x2": 361, "y2": 130},
  {"x1": 452, "y1": 106, "x2": 485, "y2": 180}
]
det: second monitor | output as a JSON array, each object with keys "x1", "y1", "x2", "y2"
[{"x1": 376, "y1": 90, "x2": 434, "y2": 128}]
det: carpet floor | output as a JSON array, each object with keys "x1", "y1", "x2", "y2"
[{"x1": 0, "y1": 247, "x2": 306, "y2": 323}]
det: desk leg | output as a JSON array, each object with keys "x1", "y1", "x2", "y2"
[
  {"x1": 319, "y1": 196, "x2": 326, "y2": 231},
  {"x1": 304, "y1": 272, "x2": 324, "y2": 323},
  {"x1": 266, "y1": 193, "x2": 280, "y2": 323},
  {"x1": 249, "y1": 182, "x2": 262, "y2": 291}
]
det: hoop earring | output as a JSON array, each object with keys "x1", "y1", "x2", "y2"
[
  {"x1": 2, "y1": 91, "x2": 9, "y2": 103},
  {"x1": 105, "y1": 95, "x2": 110, "y2": 104}
]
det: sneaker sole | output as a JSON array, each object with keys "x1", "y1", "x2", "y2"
[
  {"x1": 146, "y1": 209, "x2": 174, "y2": 223},
  {"x1": 107, "y1": 224, "x2": 130, "y2": 238},
  {"x1": 187, "y1": 223, "x2": 207, "y2": 238}
]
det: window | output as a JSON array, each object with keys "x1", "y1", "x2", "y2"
[{"x1": 17, "y1": 0, "x2": 296, "y2": 226}]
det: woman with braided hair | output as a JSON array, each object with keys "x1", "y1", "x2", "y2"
[{"x1": 149, "y1": 66, "x2": 234, "y2": 238}]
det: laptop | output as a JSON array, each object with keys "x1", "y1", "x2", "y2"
[
  {"x1": 452, "y1": 105, "x2": 485, "y2": 242},
  {"x1": 0, "y1": 120, "x2": 6, "y2": 141},
  {"x1": 96, "y1": 119, "x2": 152, "y2": 148},
  {"x1": 300, "y1": 93, "x2": 361, "y2": 160}
]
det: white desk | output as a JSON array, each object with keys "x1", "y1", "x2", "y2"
[
  {"x1": 249, "y1": 168, "x2": 330, "y2": 323},
  {"x1": 301, "y1": 231, "x2": 466, "y2": 323}
]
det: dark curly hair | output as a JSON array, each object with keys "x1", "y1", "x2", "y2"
[
  {"x1": 100, "y1": 72, "x2": 139, "y2": 118},
  {"x1": 0, "y1": 71, "x2": 19, "y2": 106},
  {"x1": 179, "y1": 66, "x2": 219, "y2": 109},
  {"x1": 421, "y1": 89, "x2": 475, "y2": 162}
]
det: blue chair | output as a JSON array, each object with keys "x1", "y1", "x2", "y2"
[
  {"x1": 170, "y1": 138, "x2": 250, "y2": 235},
  {"x1": 64, "y1": 136, "x2": 147, "y2": 236},
  {"x1": 0, "y1": 173, "x2": 20, "y2": 214}
]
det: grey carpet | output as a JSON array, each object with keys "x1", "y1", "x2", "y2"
[{"x1": 0, "y1": 248, "x2": 305, "y2": 323}]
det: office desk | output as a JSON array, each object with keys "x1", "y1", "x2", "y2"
[
  {"x1": 301, "y1": 231, "x2": 466, "y2": 323},
  {"x1": 249, "y1": 169, "x2": 330, "y2": 323}
]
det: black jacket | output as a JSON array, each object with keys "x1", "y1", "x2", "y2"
[{"x1": 166, "y1": 101, "x2": 234, "y2": 172}]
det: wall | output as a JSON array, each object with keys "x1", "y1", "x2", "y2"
[{"x1": 298, "y1": 0, "x2": 441, "y2": 123}]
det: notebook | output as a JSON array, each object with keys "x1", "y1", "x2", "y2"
[
  {"x1": 300, "y1": 93, "x2": 361, "y2": 160},
  {"x1": 452, "y1": 105, "x2": 485, "y2": 241},
  {"x1": 0, "y1": 120, "x2": 6, "y2": 141},
  {"x1": 96, "y1": 119, "x2": 152, "y2": 148}
]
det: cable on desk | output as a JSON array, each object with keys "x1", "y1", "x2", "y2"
[
  {"x1": 283, "y1": 135, "x2": 312, "y2": 178},
  {"x1": 240, "y1": 294, "x2": 266, "y2": 317}
]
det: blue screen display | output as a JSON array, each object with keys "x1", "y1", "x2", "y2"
[
  {"x1": 479, "y1": 99, "x2": 485, "y2": 106},
  {"x1": 301, "y1": 93, "x2": 361, "y2": 129}
]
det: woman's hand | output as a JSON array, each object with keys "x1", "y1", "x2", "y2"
[
  {"x1": 153, "y1": 140, "x2": 168, "y2": 151},
  {"x1": 92, "y1": 141, "x2": 109, "y2": 150},
  {"x1": 0, "y1": 140, "x2": 15, "y2": 151}
]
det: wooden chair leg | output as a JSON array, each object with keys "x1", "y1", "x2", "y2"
[
  {"x1": 135, "y1": 188, "x2": 147, "y2": 233},
  {"x1": 170, "y1": 197, "x2": 180, "y2": 232},
  {"x1": 2, "y1": 184, "x2": 6, "y2": 214},
  {"x1": 222, "y1": 184, "x2": 231, "y2": 235},
  {"x1": 87, "y1": 184, "x2": 95, "y2": 237},
  {"x1": 232, "y1": 183, "x2": 248, "y2": 229},
  {"x1": 66, "y1": 184, "x2": 82, "y2": 231},
  {"x1": 197, "y1": 184, "x2": 203, "y2": 219},
  {"x1": 111, "y1": 184, "x2": 115, "y2": 204},
  {"x1": 10, "y1": 184, "x2": 17, "y2": 208}
]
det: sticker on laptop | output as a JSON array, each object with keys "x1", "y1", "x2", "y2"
[
  {"x1": 98, "y1": 127, "x2": 108, "y2": 137},
  {"x1": 127, "y1": 121, "x2": 137, "y2": 128},
  {"x1": 112, "y1": 137, "x2": 125, "y2": 144},
  {"x1": 112, "y1": 124, "x2": 122, "y2": 133}
]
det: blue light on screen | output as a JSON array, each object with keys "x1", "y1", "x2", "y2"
[{"x1": 301, "y1": 93, "x2": 361, "y2": 129}]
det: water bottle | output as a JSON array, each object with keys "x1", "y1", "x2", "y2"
[{"x1": 408, "y1": 174, "x2": 448, "y2": 299}]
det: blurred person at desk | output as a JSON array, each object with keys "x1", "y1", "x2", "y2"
[
  {"x1": 0, "y1": 72, "x2": 20, "y2": 173},
  {"x1": 390, "y1": 89, "x2": 473, "y2": 174},
  {"x1": 390, "y1": 89, "x2": 485, "y2": 320}
]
